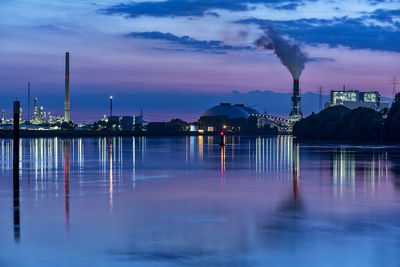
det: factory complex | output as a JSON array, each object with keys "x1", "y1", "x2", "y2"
[
  {"x1": 0, "y1": 52, "x2": 392, "y2": 136},
  {"x1": 325, "y1": 90, "x2": 388, "y2": 112}
]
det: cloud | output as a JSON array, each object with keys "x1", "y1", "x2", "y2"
[
  {"x1": 102, "y1": 0, "x2": 248, "y2": 18},
  {"x1": 368, "y1": 8, "x2": 400, "y2": 23},
  {"x1": 126, "y1": 31, "x2": 252, "y2": 53},
  {"x1": 238, "y1": 15, "x2": 400, "y2": 52},
  {"x1": 273, "y1": 2, "x2": 303, "y2": 10},
  {"x1": 367, "y1": 0, "x2": 395, "y2": 5},
  {"x1": 101, "y1": 0, "x2": 311, "y2": 18},
  {"x1": 102, "y1": 1, "x2": 399, "y2": 53}
]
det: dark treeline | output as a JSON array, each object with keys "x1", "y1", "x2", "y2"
[
  {"x1": 0, "y1": 116, "x2": 278, "y2": 138},
  {"x1": 293, "y1": 93, "x2": 400, "y2": 141},
  {"x1": 145, "y1": 119, "x2": 189, "y2": 136}
]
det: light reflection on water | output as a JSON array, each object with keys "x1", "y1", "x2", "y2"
[{"x1": 0, "y1": 136, "x2": 400, "y2": 266}]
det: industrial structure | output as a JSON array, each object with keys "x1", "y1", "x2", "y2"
[
  {"x1": 109, "y1": 96, "x2": 113, "y2": 117},
  {"x1": 0, "y1": 52, "x2": 146, "y2": 132},
  {"x1": 30, "y1": 98, "x2": 64, "y2": 125},
  {"x1": 1, "y1": 49, "x2": 393, "y2": 136},
  {"x1": 289, "y1": 79, "x2": 303, "y2": 122},
  {"x1": 197, "y1": 103, "x2": 275, "y2": 133},
  {"x1": 325, "y1": 90, "x2": 388, "y2": 111},
  {"x1": 64, "y1": 52, "x2": 70, "y2": 122},
  {"x1": 27, "y1": 81, "x2": 30, "y2": 121}
]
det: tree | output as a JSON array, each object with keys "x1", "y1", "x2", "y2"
[
  {"x1": 293, "y1": 106, "x2": 383, "y2": 141},
  {"x1": 383, "y1": 93, "x2": 400, "y2": 141}
]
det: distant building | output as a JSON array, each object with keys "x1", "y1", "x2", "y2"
[
  {"x1": 325, "y1": 90, "x2": 388, "y2": 112},
  {"x1": 198, "y1": 103, "x2": 271, "y2": 133},
  {"x1": 120, "y1": 116, "x2": 133, "y2": 131},
  {"x1": 31, "y1": 98, "x2": 47, "y2": 125},
  {"x1": 134, "y1": 116, "x2": 143, "y2": 126},
  {"x1": 108, "y1": 116, "x2": 119, "y2": 125},
  {"x1": 189, "y1": 125, "x2": 198, "y2": 132}
]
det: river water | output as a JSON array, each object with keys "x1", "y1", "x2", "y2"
[{"x1": 1, "y1": 136, "x2": 400, "y2": 266}]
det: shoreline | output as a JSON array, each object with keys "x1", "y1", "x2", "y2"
[
  {"x1": 0, "y1": 129, "x2": 281, "y2": 139},
  {"x1": 0, "y1": 129, "x2": 398, "y2": 146}
]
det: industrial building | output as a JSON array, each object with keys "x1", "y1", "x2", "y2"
[
  {"x1": 120, "y1": 116, "x2": 134, "y2": 131},
  {"x1": 198, "y1": 103, "x2": 271, "y2": 133},
  {"x1": 289, "y1": 79, "x2": 303, "y2": 122},
  {"x1": 325, "y1": 90, "x2": 388, "y2": 112}
]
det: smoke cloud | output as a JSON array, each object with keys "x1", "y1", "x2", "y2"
[{"x1": 255, "y1": 27, "x2": 307, "y2": 80}]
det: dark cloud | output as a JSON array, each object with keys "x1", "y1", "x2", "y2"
[
  {"x1": 368, "y1": 8, "x2": 400, "y2": 23},
  {"x1": 102, "y1": 1, "x2": 399, "y2": 53},
  {"x1": 367, "y1": 0, "x2": 395, "y2": 5},
  {"x1": 102, "y1": 0, "x2": 248, "y2": 18},
  {"x1": 101, "y1": 0, "x2": 312, "y2": 18},
  {"x1": 273, "y1": 3, "x2": 302, "y2": 10},
  {"x1": 238, "y1": 16, "x2": 400, "y2": 52},
  {"x1": 126, "y1": 31, "x2": 252, "y2": 53}
]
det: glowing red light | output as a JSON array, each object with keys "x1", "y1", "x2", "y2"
[{"x1": 220, "y1": 132, "x2": 224, "y2": 136}]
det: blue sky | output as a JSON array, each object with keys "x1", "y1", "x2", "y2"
[{"x1": 0, "y1": 0, "x2": 399, "y2": 121}]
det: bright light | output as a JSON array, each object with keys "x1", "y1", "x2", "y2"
[
  {"x1": 110, "y1": 96, "x2": 113, "y2": 99},
  {"x1": 223, "y1": 125, "x2": 227, "y2": 129},
  {"x1": 198, "y1": 129, "x2": 204, "y2": 134},
  {"x1": 220, "y1": 132, "x2": 224, "y2": 136}
]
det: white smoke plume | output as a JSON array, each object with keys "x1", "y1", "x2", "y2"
[{"x1": 255, "y1": 27, "x2": 307, "y2": 80}]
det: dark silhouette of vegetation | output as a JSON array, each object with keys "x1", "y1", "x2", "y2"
[
  {"x1": 145, "y1": 119, "x2": 189, "y2": 136},
  {"x1": 293, "y1": 106, "x2": 383, "y2": 141},
  {"x1": 383, "y1": 93, "x2": 400, "y2": 141},
  {"x1": 92, "y1": 119, "x2": 118, "y2": 131},
  {"x1": 61, "y1": 121, "x2": 76, "y2": 130}
]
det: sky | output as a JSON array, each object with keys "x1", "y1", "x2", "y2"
[{"x1": 0, "y1": 0, "x2": 399, "y2": 121}]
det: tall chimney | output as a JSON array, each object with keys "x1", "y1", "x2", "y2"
[
  {"x1": 64, "y1": 52, "x2": 70, "y2": 122},
  {"x1": 109, "y1": 96, "x2": 113, "y2": 117},
  {"x1": 289, "y1": 79, "x2": 303, "y2": 122},
  {"x1": 27, "y1": 82, "x2": 30, "y2": 122}
]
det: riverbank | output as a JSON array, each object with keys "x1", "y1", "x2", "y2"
[{"x1": 0, "y1": 129, "x2": 281, "y2": 138}]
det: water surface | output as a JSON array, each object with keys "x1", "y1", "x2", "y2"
[{"x1": 1, "y1": 136, "x2": 400, "y2": 266}]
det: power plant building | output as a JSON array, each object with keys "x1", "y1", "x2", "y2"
[
  {"x1": 120, "y1": 116, "x2": 134, "y2": 131},
  {"x1": 325, "y1": 90, "x2": 388, "y2": 111},
  {"x1": 198, "y1": 103, "x2": 271, "y2": 133}
]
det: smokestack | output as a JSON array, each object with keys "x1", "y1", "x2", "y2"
[
  {"x1": 64, "y1": 52, "x2": 70, "y2": 122},
  {"x1": 27, "y1": 82, "x2": 30, "y2": 122},
  {"x1": 109, "y1": 96, "x2": 113, "y2": 117},
  {"x1": 289, "y1": 79, "x2": 303, "y2": 122},
  {"x1": 255, "y1": 27, "x2": 307, "y2": 122}
]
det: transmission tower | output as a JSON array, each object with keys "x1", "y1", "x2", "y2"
[
  {"x1": 318, "y1": 86, "x2": 323, "y2": 112},
  {"x1": 390, "y1": 76, "x2": 399, "y2": 99}
]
